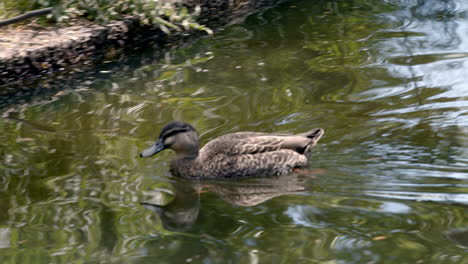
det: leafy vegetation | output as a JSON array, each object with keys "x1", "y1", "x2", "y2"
[
  {"x1": 0, "y1": 0, "x2": 34, "y2": 19},
  {"x1": 0, "y1": 0, "x2": 212, "y2": 34}
]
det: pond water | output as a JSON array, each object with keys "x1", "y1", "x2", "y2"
[{"x1": 1, "y1": 0, "x2": 468, "y2": 263}]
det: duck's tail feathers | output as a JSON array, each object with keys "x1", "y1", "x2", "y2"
[
  {"x1": 302, "y1": 128, "x2": 324, "y2": 158},
  {"x1": 299, "y1": 128, "x2": 324, "y2": 141}
]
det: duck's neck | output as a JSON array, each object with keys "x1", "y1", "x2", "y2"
[
  {"x1": 175, "y1": 150, "x2": 199, "y2": 160},
  {"x1": 170, "y1": 155, "x2": 199, "y2": 178}
]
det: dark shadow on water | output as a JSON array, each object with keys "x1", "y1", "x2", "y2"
[{"x1": 444, "y1": 228, "x2": 468, "y2": 248}]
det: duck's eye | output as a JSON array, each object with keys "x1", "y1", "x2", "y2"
[{"x1": 163, "y1": 136, "x2": 175, "y2": 146}]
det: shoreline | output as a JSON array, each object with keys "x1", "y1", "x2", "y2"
[{"x1": 0, "y1": 0, "x2": 283, "y2": 95}]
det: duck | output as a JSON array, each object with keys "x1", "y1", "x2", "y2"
[{"x1": 140, "y1": 121, "x2": 324, "y2": 179}]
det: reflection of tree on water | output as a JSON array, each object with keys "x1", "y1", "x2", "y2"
[
  {"x1": 408, "y1": 0, "x2": 460, "y2": 49},
  {"x1": 373, "y1": 0, "x2": 467, "y2": 165},
  {"x1": 141, "y1": 172, "x2": 316, "y2": 232}
]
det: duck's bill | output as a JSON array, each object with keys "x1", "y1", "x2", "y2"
[{"x1": 140, "y1": 139, "x2": 164, "y2": 158}]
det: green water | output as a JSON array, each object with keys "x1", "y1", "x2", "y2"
[{"x1": 1, "y1": 0, "x2": 468, "y2": 263}]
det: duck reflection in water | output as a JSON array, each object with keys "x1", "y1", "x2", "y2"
[{"x1": 140, "y1": 171, "x2": 319, "y2": 232}]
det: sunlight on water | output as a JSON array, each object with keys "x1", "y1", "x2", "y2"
[{"x1": 0, "y1": 0, "x2": 467, "y2": 263}]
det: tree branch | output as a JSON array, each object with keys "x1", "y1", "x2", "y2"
[{"x1": 0, "y1": 7, "x2": 53, "y2": 27}]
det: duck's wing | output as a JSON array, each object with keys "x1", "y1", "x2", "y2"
[
  {"x1": 201, "y1": 129, "x2": 324, "y2": 158},
  {"x1": 216, "y1": 132, "x2": 271, "y2": 140},
  {"x1": 225, "y1": 149, "x2": 310, "y2": 178},
  {"x1": 201, "y1": 135, "x2": 308, "y2": 158},
  {"x1": 218, "y1": 131, "x2": 312, "y2": 140},
  {"x1": 235, "y1": 136, "x2": 312, "y2": 155}
]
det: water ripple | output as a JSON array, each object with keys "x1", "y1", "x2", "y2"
[{"x1": 366, "y1": 190, "x2": 468, "y2": 205}]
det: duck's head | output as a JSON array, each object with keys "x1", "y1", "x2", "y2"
[{"x1": 140, "y1": 121, "x2": 200, "y2": 159}]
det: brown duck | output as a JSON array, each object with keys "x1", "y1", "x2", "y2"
[{"x1": 140, "y1": 121, "x2": 324, "y2": 179}]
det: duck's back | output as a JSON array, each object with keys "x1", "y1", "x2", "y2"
[{"x1": 184, "y1": 131, "x2": 317, "y2": 178}]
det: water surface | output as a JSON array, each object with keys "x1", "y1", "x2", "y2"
[{"x1": 1, "y1": 0, "x2": 467, "y2": 263}]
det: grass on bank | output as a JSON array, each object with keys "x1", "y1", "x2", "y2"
[{"x1": 0, "y1": 0, "x2": 212, "y2": 35}]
